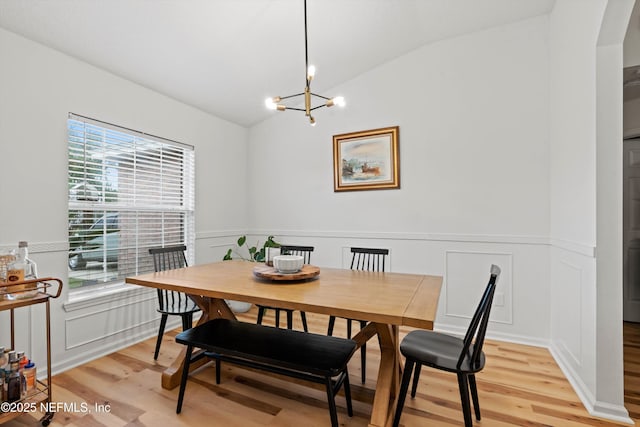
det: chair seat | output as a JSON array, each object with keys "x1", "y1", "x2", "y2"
[
  {"x1": 157, "y1": 299, "x2": 200, "y2": 316},
  {"x1": 400, "y1": 330, "x2": 485, "y2": 374}
]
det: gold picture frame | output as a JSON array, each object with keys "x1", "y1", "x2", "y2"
[{"x1": 333, "y1": 126, "x2": 400, "y2": 192}]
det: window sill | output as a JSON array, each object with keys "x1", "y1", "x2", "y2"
[{"x1": 63, "y1": 281, "x2": 154, "y2": 312}]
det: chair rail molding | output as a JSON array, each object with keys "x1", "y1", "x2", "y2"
[{"x1": 251, "y1": 229, "x2": 549, "y2": 246}]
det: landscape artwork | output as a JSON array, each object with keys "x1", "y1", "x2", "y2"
[{"x1": 333, "y1": 126, "x2": 400, "y2": 192}]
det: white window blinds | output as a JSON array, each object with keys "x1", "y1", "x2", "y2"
[{"x1": 67, "y1": 113, "x2": 195, "y2": 288}]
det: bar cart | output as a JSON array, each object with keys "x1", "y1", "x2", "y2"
[{"x1": 0, "y1": 277, "x2": 63, "y2": 426}]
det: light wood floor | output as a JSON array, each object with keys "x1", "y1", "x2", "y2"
[
  {"x1": 6, "y1": 310, "x2": 640, "y2": 426},
  {"x1": 625, "y1": 322, "x2": 640, "y2": 425}
]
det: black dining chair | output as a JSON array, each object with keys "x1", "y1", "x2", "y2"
[
  {"x1": 149, "y1": 245, "x2": 201, "y2": 360},
  {"x1": 327, "y1": 247, "x2": 389, "y2": 383},
  {"x1": 256, "y1": 245, "x2": 314, "y2": 332},
  {"x1": 392, "y1": 264, "x2": 501, "y2": 427}
]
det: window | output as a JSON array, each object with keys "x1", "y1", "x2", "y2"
[{"x1": 67, "y1": 114, "x2": 195, "y2": 290}]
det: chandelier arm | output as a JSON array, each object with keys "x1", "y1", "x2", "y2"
[
  {"x1": 309, "y1": 105, "x2": 329, "y2": 111},
  {"x1": 309, "y1": 92, "x2": 331, "y2": 100},
  {"x1": 279, "y1": 92, "x2": 306, "y2": 101},
  {"x1": 286, "y1": 107, "x2": 307, "y2": 112}
]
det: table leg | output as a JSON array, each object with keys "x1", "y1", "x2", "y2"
[
  {"x1": 368, "y1": 323, "x2": 401, "y2": 427},
  {"x1": 161, "y1": 296, "x2": 236, "y2": 389}
]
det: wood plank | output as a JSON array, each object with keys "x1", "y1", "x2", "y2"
[{"x1": 402, "y1": 275, "x2": 442, "y2": 329}]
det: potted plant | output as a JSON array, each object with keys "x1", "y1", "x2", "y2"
[
  {"x1": 222, "y1": 235, "x2": 280, "y2": 313},
  {"x1": 223, "y1": 235, "x2": 280, "y2": 263}
]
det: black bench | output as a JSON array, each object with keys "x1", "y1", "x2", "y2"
[{"x1": 175, "y1": 318, "x2": 357, "y2": 427}]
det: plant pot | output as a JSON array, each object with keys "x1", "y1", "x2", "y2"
[{"x1": 226, "y1": 300, "x2": 252, "y2": 313}]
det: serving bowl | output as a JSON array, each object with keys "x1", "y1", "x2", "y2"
[{"x1": 272, "y1": 255, "x2": 304, "y2": 273}]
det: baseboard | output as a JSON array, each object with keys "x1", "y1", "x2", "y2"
[
  {"x1": 591, "y1": 401, "x2": 634, "y2": 424},
  {"x1": 549, "y1": 342, "x2": 633, "y2": 425}
]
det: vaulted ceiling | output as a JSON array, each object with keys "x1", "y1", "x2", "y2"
[{"x1": 0, "y1": 0, "x2": 556, "y2": 127}]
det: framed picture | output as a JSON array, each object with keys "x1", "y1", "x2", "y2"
[{"x1": 333, "y1": 126, "x2": 400, "y2": 192}]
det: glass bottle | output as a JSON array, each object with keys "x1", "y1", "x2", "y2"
[
  {"x1": 6, "y1": 352, "x2": 20, "y2": 402},
  {"x1": 23, "y1": 361, "x2": 35, "y2": 394},
  {"x1": 0, "y1": 347, "x2": 6, "y2": 369},
  {"x1": 7, "y1": 352, "x2": 17, "y2": 373},
  {"x1": 6, "y1": 248, "x2": 25, "y2": 283},
  {"x1": 18, "y1": 241, "x2": 37, "y2": 278},
  {"x1": 17, "y1": 352, "x2": 26, "y2": 398},
  {"x1": 6, "y1": 370, "x2": 20, "y2": 402},
  {"x1": 1, "y1": 348, "x2": 8, "y2": 402}
]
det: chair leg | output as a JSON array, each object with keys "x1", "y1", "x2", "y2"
[
  {"x1": 176, "y1": 344, "x2": 193, "y2": 414},
  {"x1": 215, "y1": 357, "x2": 221, "y2": 384},
  {"x1": 300, "y1": 311, "x2": 308, "y2": 332},
  {"x1": 343, "y1": 370, "x2": 353, "y2": 417},
  {"x1": 327, "y1": 315, "x2": 336, "y2": 335},
  {"x1": 469, "y1": 374, "x2": 481, "y2": 420},
  {"x1": 410, "y1": 363, "x2": 422, "y2": 398},
  {"x1": 325, "y1": 376, "x2": 339, "y2": 427},
  {"x1": 392, "y1": 359, "x2": 415, "y2": 427},
  {"x1": 275, "y1": 309, "x2": 281, "y2": 328},
  {"x1": 347, "y1": 319, "x2": 352, "y2": 338},
  {"x1": 286, "y1": 310, "x2": 293, "y2": 329},
  {"x1": 154, "y1": 314, "x2": 168, "y2": 360},
  {"x1": 256, "y1": 306, "x2": 266, "y2": 325},
  {"x1": 359, "y1": 320, "x2": 367, "y2": 383},
  {"x1": 457, "y1": 373, "x2": 473, "y2": 427},
  {"x1": 181, "y1": 313, "x2": 192, "y2": 331}
]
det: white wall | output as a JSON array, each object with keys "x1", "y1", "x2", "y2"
[
  {"x1": 549, "y1": 0, "x2": 632, "y2": 423},
  {"x1": 250, "y1": 17, "x2": 550, "y2": 239},
  {"x1": 0, "y1": 27, "x2": 249, "y2": 374},
  {"x1": 248, "y1": 17, "x2": 551, "y2": 343}
]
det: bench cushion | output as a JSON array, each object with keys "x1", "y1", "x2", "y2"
[{"x1": 176, "y1": 318, "x2": 357, "y2": 377}]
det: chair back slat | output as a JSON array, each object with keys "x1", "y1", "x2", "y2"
[
  {"x1": 149, "y1": 245, "x2": 190, "y2": 312},
  {"x1": 150, "y1": 245, "x2": 187, "y2": 272},
  {"x1": 457, "y1": 264, "x2": 501, "y2": 370},
  {"x1": 156, "y1": 289, "x2": 193, "y2": 312},
  {"x1": 350, "y1": 247, "x2": 389, "y2": 272},
  {"x1": 279, "y1": 245, "x2": 314, "y2": 264}
]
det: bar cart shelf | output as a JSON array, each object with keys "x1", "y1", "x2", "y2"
[{"x1": 0, "y1": 277, "x2": 63, "y2": 426}]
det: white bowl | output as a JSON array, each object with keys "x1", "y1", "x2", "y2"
[{"x1": 273, "y1": 255, "x2": 304, "y2": 273}]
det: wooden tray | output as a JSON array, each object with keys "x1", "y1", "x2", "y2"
[{"x1": 253, "y1": 264, "x2": 320, "y2": 281}]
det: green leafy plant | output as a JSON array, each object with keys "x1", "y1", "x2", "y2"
[{"x1": 223, "y1": 235, "x2": 280, "y2": 262}]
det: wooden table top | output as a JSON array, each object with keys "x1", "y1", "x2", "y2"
[{"x1": 126, "y1": 260, "x2": 442, "y2": 330}]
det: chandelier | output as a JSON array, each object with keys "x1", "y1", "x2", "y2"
[{"x1": 264, "y1": 0, "x2": 345, "y2": 126}]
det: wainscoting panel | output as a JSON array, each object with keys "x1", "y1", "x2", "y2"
[
  {"x1": 445, "y1": 251, "x2": 513, "y2": 324},
  {"x1": 65, "y1": 294, "x2": 158, "y2": 350}
]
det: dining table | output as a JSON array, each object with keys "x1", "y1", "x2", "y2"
[{"x1": 126, "y1": 259, "x2": 442, "y2": 427}]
